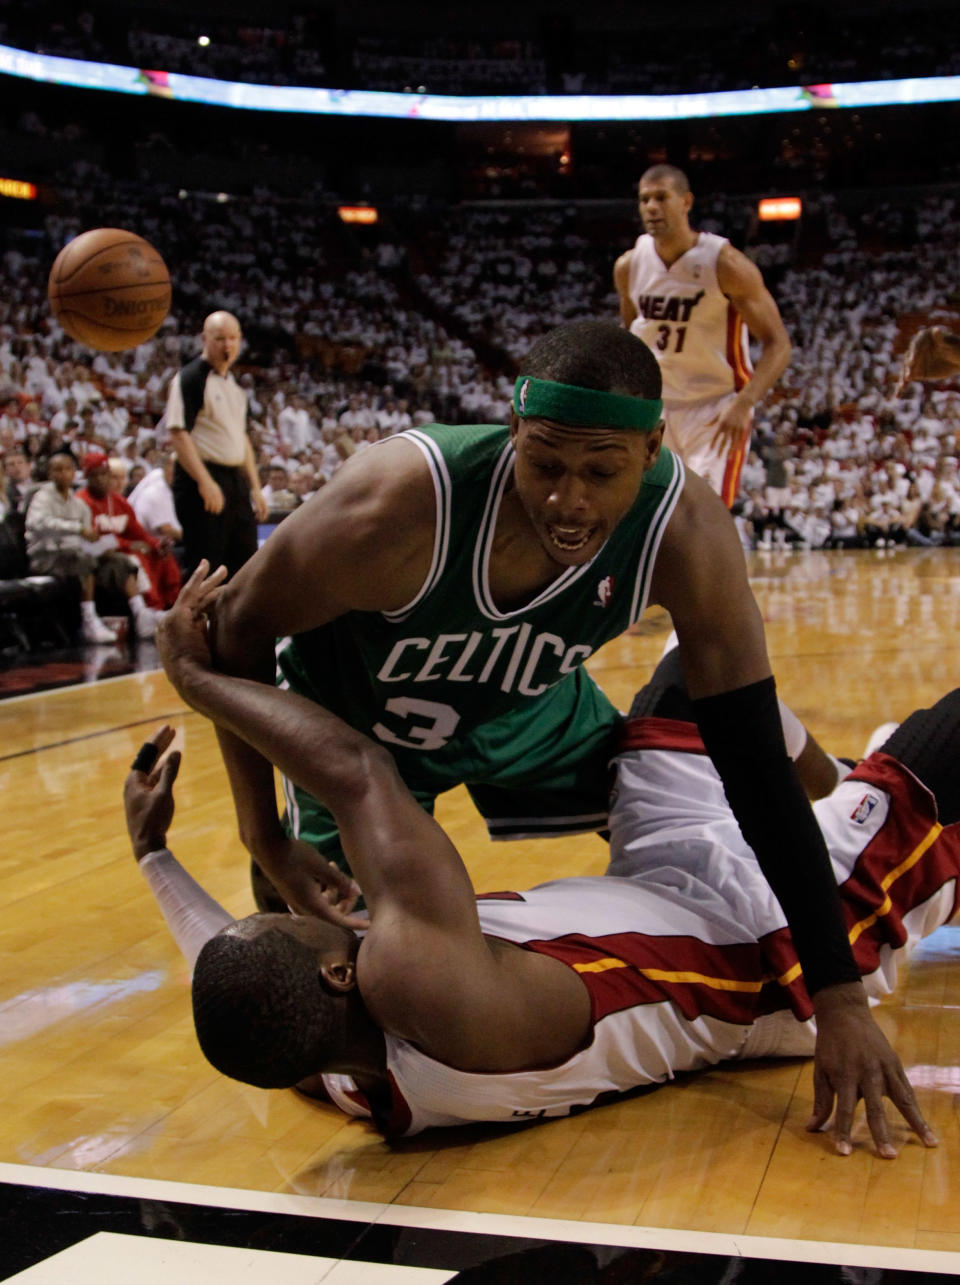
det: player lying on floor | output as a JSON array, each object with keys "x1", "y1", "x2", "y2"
[{"x1": 127, "y1": 568, "x2": 956, "y2": 1156}]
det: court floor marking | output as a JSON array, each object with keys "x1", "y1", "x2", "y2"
[
  {"x1": 0, "y1": 668, "x2": 188, "y2": 763},
  {"x1": 0, "y1": 666, "x2": 163, "y2": 705},
  {"x1": 2, "y1": 1162, "x2": 958, "y2": 1275},
  {"x1": 0, "y1": 709, "x2": 191, "y2": 764}
]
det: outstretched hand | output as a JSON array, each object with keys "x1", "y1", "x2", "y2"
[
  {"x1": 894, "y1": 326, "x2": 960, "y2": 395},
  {"x1": 809, "y1": 981, "x2": 938, "y2": 1158},
  {"x1": 156, "y1": 560, "x2": 228, "y2": 698},
  {"x1": 123, "y1": 724, "x2": 181, "y2": 859}
]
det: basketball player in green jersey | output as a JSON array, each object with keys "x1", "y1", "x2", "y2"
[{"x1": 200, "y1": 319, "x2": 911, "y2": 1135}]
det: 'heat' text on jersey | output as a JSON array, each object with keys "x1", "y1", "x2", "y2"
[{"x1": 636, "y1": 290, "x2": 704, "y2": 322}]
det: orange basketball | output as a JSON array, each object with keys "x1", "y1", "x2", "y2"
[{"x1": 48, "y1": 227, "x2": 171, "y2": 351}]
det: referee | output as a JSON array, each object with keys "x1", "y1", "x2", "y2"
[{"x1": 165, "y1": 311, "x2": 268, "y2": 579}]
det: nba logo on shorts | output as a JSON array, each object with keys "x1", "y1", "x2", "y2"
[{"x1": 850, "y1": 793, "x2": 878, "y2": 824}]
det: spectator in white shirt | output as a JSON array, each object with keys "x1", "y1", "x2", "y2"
[
  {"x1": 128, "y1": 454, "x2": 182, "y2": 543},
  {"x1": 277, "y1": 394, "x2": 314, "y2": 454}
]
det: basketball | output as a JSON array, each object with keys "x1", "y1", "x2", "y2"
[{"x1": 47, "y1": 227, "x2": 171, "y2": 351}]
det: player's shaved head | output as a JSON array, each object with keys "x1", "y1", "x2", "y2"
[
  {"x1": 639, "y1": 164, "x2": 690, "y2": 195},
  {"x1": 192, "y1": 921, "x2": 350, "y2": 1087}
]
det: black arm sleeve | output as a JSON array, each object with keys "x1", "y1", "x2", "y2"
[{"x1": 692, "y1": 676, "x2": 860, "y2": 995}]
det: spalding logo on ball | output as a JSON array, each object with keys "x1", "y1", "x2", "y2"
[{"x1": 48, "y1": 227, "x2": 171, "y2": 351}]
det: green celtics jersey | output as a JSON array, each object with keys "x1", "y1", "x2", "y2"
[{"x1": 277, "y1": 423, "x2": 684, "y2": 856}]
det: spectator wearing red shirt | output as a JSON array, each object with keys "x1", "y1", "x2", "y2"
[{"x1": 78, "y1": 451, "x2": 180, "y2": 614}]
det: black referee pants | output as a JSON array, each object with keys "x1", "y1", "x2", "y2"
[{"x1": 172, "y1": 461, "x2": 258, "y2": 581}]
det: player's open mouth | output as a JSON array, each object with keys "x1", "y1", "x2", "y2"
[{"x1": 547, "y1": 524, "x2": 594, "y2": 552}]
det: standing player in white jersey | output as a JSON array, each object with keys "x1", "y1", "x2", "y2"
[{"x1": 614, "y1": 165, "x2": 791, "y2": 507}]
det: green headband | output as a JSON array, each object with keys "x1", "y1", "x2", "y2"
[{"x1": 513, "y1": 375, "x2": 663, "y2": 432}]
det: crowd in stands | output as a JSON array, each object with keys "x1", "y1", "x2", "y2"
[
  {"x1": 0, "y1": 161, "x2": 518, "y2": 641},
  {"x1": 414, "y1": 208, "x2": 610, "y2": 361},
  {"x1": 741, "y1": 192, "x2": 960, "y2": 549},
  {"x1": 558, "y1": 11, "x2": 960, "y2": 96},
  {"x1": 352, "y1": 35, "x2": 548, "y2": 95},
  {"x1": 3, "y1": 133, "x2": 960, "y2": 654},
  {"x1": 2, "y1": 0, "x2": 958, "y2": 95}
]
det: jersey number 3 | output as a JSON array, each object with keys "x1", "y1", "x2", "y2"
[
  {"x1": 655, "y1": 324, "x2": 687, "y2": 353},
  {"x1": 373, "y1": 697, "x2": 461, "y2": 750}
]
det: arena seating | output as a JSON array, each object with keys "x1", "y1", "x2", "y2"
[
  {"x1": 2, "y1": 55, "x2": 960, "y2": 651},
  {"x1": 3, "y1": 1, "x2": 959, "y2": 93}
]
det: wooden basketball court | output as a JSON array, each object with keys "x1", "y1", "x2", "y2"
[{"x1": 2, "y1": 548, "x2": 959, "y2": 1269}]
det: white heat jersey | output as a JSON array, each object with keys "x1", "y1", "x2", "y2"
[
  {"x1": 324, "y1": 718, "x2": 958, "y2": 1137},
  {"x1": 626, "y1": 232, "x2": 752, "y2": 407}
]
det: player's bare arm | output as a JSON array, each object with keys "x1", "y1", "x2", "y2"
[
  {"x1": 205, "y1": 438, "x2": 439, "y2": 919},
  {"x1": 712, "y1": 244, "x2": 791, "y2": 450},
  {"x1": 215, "y1": 434, "x2": 439, "y2": 653},
  {"x1": 159, "y1": 566, "x2": 592, "y2": 1072},
  {"x1": 650, "y1": 469, "x2": 771, "y2": 696},
  {"x1": 650, "y1": 476, "x2": 934, "y2": 1157},
  {"x1": 613, "y1": 251, "x2": 638, "y2": 328}
]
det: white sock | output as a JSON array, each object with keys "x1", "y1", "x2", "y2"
[
  {"x1": 129, "y1": 593, "x2": 147, "y2": 616},
  {"x1": 80, "y1": 599, "x2": 97, "y2": 622}
]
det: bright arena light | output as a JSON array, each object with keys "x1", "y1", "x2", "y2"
[
  {"x1": 338, "y1": 205, "x2": 379, "y2": 224},
  {"x1": 758, "y1": 197, "x2": 803, "y2": 221},
  {"x1": 0, "y1": 175, "x2": 37, "y2": 200}
]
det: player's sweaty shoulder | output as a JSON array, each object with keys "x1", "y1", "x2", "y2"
[
  {"x1": 332, "y1": 434, "x2": 436, "y2": 540},
  {"x1": 649, "y1": 468, "x2": 737, "y2": 608},
  {"x1": 315, "y1": 436, "x2": 439, "y2": 612},
  {"x1": 231, "y1": 435, "x2": 437, "y2": 623},
  {"x1": 716, "y1": 240, "x2": 765, "y2": 299}
]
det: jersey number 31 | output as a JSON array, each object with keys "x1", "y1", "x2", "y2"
[{"x1": 655, "y1": 324, "x2": 687, "y2": 353}]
